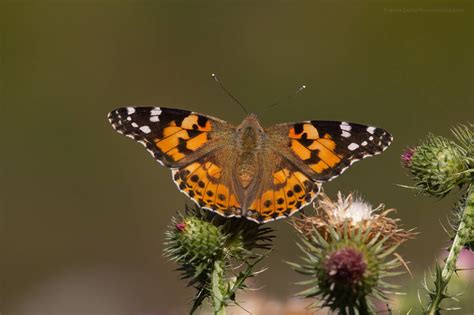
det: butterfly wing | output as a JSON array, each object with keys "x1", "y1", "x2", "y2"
[
  {"x1": 171, "y1": 148, "x2": 242, "y2": 217},
  {"x1": 108, "y1": 107, "x2": 242, "y2": 215},
  {"x1": 245, "y1": 148, "x2": 322, "y2": 223},
  {"x1": 108, "y1": 107, "x2": 235, "y2": 167},
  {"x1": 265, "y1": 120, "x2": 393, "y2": 182},
  {"x1": 242, "y1": 120, "x2": 392, "y2": 223}
]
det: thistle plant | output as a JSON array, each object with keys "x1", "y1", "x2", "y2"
[
  {"x1": 164, "y1": 205, "x2": 273, "y2": 315},
  {"x1": 401, "y1": 123, "x2": 473, "y2": 314},
  {"x1": 289, "y1": 192, "x2": 414, "y2": 314},
  {"x1": 401, "y1": 128, "x2": 472, "y2": 197}
]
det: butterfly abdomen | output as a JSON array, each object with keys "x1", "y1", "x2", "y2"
[
  {"x1": 235, "y1": 152, "x2": 258, "y2": 189},
  {"x1": 234, "y1": 115, "x2": 266, "y2": 190}
]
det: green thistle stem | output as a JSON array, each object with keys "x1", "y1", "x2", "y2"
[
  {"x1": 211, "y1": 260, "x2": 226, "y2": 315},
  {"x1": 441, "y1": 186, "x2": 474, "y2": 281},
  {"x1": 426, "y1": 185, "x2": 474, "y2": 314}
]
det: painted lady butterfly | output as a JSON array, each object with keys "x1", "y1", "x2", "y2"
[{"x1": 108, "y1": 107, "x2": 392, "y2": 223}]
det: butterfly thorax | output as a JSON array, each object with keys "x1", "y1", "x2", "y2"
[{"x1": 234, "y1": 114, "x2": 264, "y2": 189}]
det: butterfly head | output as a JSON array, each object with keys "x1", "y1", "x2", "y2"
[
  {"x1": 237, "y1": 113, "x2": 262, "y2": 129},
  {"x1": 236, "y1": 113, "x2": 264, "y2": 151}
]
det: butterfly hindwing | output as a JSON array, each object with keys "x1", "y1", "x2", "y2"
[
  {"x1": 108, "y1": 107, "x2": 233, "y2": 167},
  {"x1": 266, "y1": 120, "x2": 393, "y2": 182},
  {"x1": 245, "y1": 151, "x2": 321, "y2": 223},
  {"x1": 171, "y1": 148, "x2": 242, "y2": 217}
]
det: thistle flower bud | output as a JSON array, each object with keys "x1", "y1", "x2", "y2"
[
  {"x1": 176, "y1": 216, "x2": 227, "y2": 263},
  {"x1": 403, "y1": 135, "x2": 469, "y2": 197},
  {"x1": 316, "y1": 244, "x2": 380, "y2": 311},
  {"x1": 290, "y1": 193, "x2": 413, "y2": 313},
  {"x1": 164, "y1": 205, "x2": 273, "y2": 313}
]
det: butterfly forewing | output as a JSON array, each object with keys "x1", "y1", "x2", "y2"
[
  {"x1": 266, "y1": 120, "x2": 393, "y2": 182},
  {"x1": 108, "y1": 107, "x2": 234, "y2": 167}
]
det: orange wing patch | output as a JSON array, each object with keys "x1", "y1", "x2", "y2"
[
  {"x1": 186, "y1": 133, "x2": 208, "y2": 151},
  {"x1": 153, "y1": 116, "x2": 212, "y2": 162},
  {"x1": 288, "y1": 124, "x2": 342, "y2": 174},
  {"x1": 289, "y1": 123, "x2": 319, "y2": 139},
  {"x1": 172, "y1": 161, "x2": 241, "y2": 216},
  {"x1": 247, "y1": 168, "x2": 320, "y2": 223},
  {"x1": 291, "y1": 140, "x2": 311, "y2": 160},
  {"x1": 181, "y1": 114, "x2": 212, "y2": 131}
]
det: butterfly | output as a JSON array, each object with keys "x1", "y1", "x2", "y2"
[{"x1": 108, "y1": 107, "x2": 392, "y2": 223}]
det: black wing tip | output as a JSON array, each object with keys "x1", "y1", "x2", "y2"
[{"x1": 107, "y1": 107, "x2": 129, "y2": 123}]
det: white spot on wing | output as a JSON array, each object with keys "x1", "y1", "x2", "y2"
[
  {"x1": 369, "y1": 136, "x2": 374, "y2": 141},
  {"x1": 348, "y1": 143, "x2": 359, "y2": 151},
  {"x1": 150, "y1": 108, "x2": 162, "y2": 116},
  {"x1": 350, "y1": 158, "x2": 360, "y2": 165},
  {"x1": 150, "y1": 116, "x2": 160, "y2": 122},
  {"x1": 247, "y1": 217, "x2": 260, "y2": 224},
  {"x1": 140, "y1": 126, "x2": 151, "y2": 134},
  {"x1": 361, "y1": 141, "x2": 368, "y2": 146},
  {"x1": 342, "y1": 131, "x2": 351, "y2": 138},
  {"x1": 131, "y1": 122, "x2": 138, "y2": 128},
  {"x1": 367, "y1": 126, "x2": 376, "y2": 134},
  {"x1": 340, "y1": 122, "x2": 352, "y2": 131},
  {"x1": 127, "y1": 107, "x2": 136, "y2": 115}
]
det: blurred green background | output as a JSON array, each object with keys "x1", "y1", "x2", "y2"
[{"x1": 1, "y1": 1, "x2": 472, "y2": 314}]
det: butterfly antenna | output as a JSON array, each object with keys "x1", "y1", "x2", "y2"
[
  {"x1": 266, "y1": 84, "x2": 306, "y2": 110},
  {"x1": 211, "y1": 73, "x2": 249, "y2": 115}
]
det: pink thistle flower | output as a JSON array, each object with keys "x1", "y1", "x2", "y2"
[
  {"x1": 324, "y1": 248, "x2": 366, "y2": 284},
  {"x1": 175, "y1": 222, "x2": 186, "y2": 232},
  {"x1": 401, "y1": 147, "x2": 415, "y2": 167}
]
